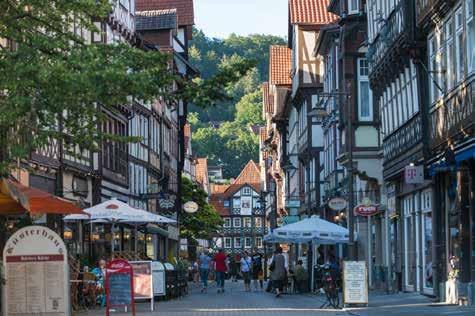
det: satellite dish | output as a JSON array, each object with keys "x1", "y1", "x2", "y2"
[{"x1": 183, "y1": 201, "x2": 199, "y2": 214}]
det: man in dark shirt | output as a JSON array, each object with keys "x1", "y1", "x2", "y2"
[
  {"x1": 214, "y1": 248, "x2": 228, "y2": 293},
  {"x1": 252, "y1": 248, "x2": 263, "y2": 291}
]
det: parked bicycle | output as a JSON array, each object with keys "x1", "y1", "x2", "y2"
[{"x1": 314, "y1": 264, "x2": 340, "y2": 309}]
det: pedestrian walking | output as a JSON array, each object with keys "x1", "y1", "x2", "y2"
[
  {"x1": 214, "y1": 248, "x2": 228, "y2": 293},
  {"x1": 240, "y1": 251, "x2": 252, "y2": 292},
  {"x1": 199, "y1": 249, "x2": 212, "y2": 293},
  {"x1": 227, "y1": 254, "x2": 236, "y2": 281},
  {"x1": 269, "y1": 247, "x2": 286, "y2": 297},
  {"x1": 192, "y1": 260, "x2": 200, "y2": 284},
  {"x1": 251, "y1": 248, "x2": 263, "y2": 291}
]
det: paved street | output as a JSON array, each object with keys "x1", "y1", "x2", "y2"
[{"x1": 81, "y1": 281, "x2": 475, "y2": 316}]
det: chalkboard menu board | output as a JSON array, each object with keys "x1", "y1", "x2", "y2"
[
  {"x1": 106, "y1": 259, "x2": 135, "y2": 316},
  {"x1": 108, "y1": 273, "x2": 132, "y2": 306}
]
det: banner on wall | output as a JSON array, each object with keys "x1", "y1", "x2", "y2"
[{"x1": 240, "y1": 196, "x2": 252, "y2": 215}]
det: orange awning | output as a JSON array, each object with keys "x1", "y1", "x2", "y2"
[{"x1": 0, "y1": 178, "x2": 84, "y2": 215}]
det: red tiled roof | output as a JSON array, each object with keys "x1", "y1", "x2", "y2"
[
  {"x1": 136, "y1": 0, "x2": 194, "y2": 26},
  {"x1": 289, "y1": 0, "x2": 337, "y2": 25},
  {"x1": 269, "y1": 46, "x2": 292, "y2": 86},
  {"x1": 195, "y1": 158, "x2": 208, "y2": 186},
  {"x1": 184, "y1": 123, "x2": 191, "y2": 152},
  {"x1": 209, "y1": 161, "x2": 262, "y2": 216}
]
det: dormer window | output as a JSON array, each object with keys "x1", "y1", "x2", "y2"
[{"x1": 348, "y1": 0, "x2": 359, "y2": 15}]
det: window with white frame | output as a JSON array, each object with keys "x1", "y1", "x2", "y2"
[
  {"x1": 255, "y1": 237, "x2": 263, "y2": 248},
  {"x1": 467, "y1": 0, "x2": 475, "y2": 73},
  {"x1": 244, "y1": 237, "x2": 252, "y2": 248},
  {"x1": 456, "y1": 7, "x2": 464, "y2": 83},
  {"x1": 234, "y1": 237, "x2": 242, "y2": 248},
  {"x1": 223, "y1": 218, "x2": 231, "y2": 227},
  {"x1": 233, "y1": 217, "x2": 241, "y2": 227},
  {"x1": 380, "y1": 64, "x2": 419, "y2": 137},
  {"x1": 348, "y1": 0, "x2": 359, "y2": 14},
  {"x1": 244, "y1": 217, "x2": 252, "y2": 228},
  {"x1": 242, "y1": 187, "x2": 251, "y2": 196},
  {"x1": 446, "y1": 16, "x2": 454, "y2": 91},
  {"x1": 224, "y1": 237, "x2": 232, "y2": 248},
  {"x1": 254, "y1": 217, "x2": 262, "y2": 228},
  {"x1": 233, "y1": 197, "x2": 240, "y2": 208}
]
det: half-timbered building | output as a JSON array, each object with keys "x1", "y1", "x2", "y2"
[
  {"x1": 211, "y1": 161, "x2": 266, "y2": 254},
  {"x1": 417, "y1": 0, "x2": 475, "y2": 302},
  {"x1": 316, "y1": 0, "x2": 384, "y2": 289},
  {"x1": 366, "y1": 0, "x2": 433, "y2": 294}
]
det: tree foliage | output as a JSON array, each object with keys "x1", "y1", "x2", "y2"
[
  {"x1": 0, "y1": 0, "x2": 254, "y2": 174},
  {"x1": 189, "y1": 30, "x2": 284, "y2": 177},
  {"x1": 180, "y1": 177, "x2": 222, "y2": 242}
]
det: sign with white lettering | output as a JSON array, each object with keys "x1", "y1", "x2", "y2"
[
  {"x1": 343, "y1": 261, "x2": 368, "y2": 305},
  {"x1": 404, "y1": 165, "x2": 424, "y2": 184},
  {"x1": 354, "y1": 198, "x2": 380, "y2": 217},
  {"x1": 2, "y1": 226, "x2": 70, "y2": 316}
]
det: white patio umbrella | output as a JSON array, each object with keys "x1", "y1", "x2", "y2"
[
  {"x1": 64, "y1": 198, "x2": 176, "y2": 256},
  {"x1": 270, "y1": 215, "x2": 349, "y2": 244}
]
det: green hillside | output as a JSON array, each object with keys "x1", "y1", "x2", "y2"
[{"x1": 189, "y1": 29, "x2": 286, "y2": 178}]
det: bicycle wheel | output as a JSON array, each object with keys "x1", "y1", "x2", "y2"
[{"x1": 326, "y1": 286, "x2": 339, "y2": 308}]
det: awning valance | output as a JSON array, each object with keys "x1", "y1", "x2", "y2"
[{"x1": 0, "y1": 178, "x2": 83, "y2": 216}]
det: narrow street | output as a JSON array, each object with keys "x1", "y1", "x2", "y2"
[{"x1": 83, "y1": 281, "x2": 475, "y2": 316}]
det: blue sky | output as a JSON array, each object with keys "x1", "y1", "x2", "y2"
[{"x1": 194, "y1": 0, "x2": 288, "y2": 39}]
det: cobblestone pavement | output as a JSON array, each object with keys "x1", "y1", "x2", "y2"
[{"x1": 81, "y1": 280, "x2": 475, "y2": 316}]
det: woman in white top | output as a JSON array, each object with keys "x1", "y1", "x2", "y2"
[{"x1": 240, "y1": 251, "x2": 252, "y2": 292}]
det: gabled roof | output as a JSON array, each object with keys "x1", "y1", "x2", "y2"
[
  {"x1": 135, "y1": 9, "x2": 177, "y2": 31},
  {"x1": 269, "y1": 46, "x2": 292, "y2": 86},
  {"x1": 289, "y1": 0, "x2": 337, "y2": 25},
  {"x1": 136, "y1": 0, "x2": 194, "y2": 26},
  {"x1": 209, "y1": 161, "x2": 262, "y2": 217}
]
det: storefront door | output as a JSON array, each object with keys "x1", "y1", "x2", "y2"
[
  {"x1": 421, "y1": 189, "x2": 434, "y2": 294},
  {"x1": 403, "y1": 195, "x2": 415, "y2": 291}
]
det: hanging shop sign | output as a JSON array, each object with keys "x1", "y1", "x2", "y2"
[
  {"x1": 106, "y1": 259, "x2": 135, "y2": 316},
  {"x1": 183, "y1": 201, "x2": 199, "y2": 214},
  {"x1": 130, "y1": 261, "x2": 154, "y2": 312},
  {"x1": 354, "y1": 198, "x2": 380, "y2": 217},
  {"x1": 343, "y1": 261, "x2": 368, "y2": 306},
  {"x1": 328, "y1": 197, "x2": 347, "y2": 211},
  {"x1": 2, "y1": 226, "x2": 70, "y2": 316},
  {"x1": 404, "y1": 165, "x2": 424, "y2": 184}
]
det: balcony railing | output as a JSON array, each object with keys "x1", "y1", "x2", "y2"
[
  {"x1": 367, "y1": 1, "x2": 410, "y2": 76},
  {"x1": 383, "y1": 114, "x2": 422, "y2": 163},
  {"x1": 429, "y1": 76, "x2": 475, "y2": 150}
]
